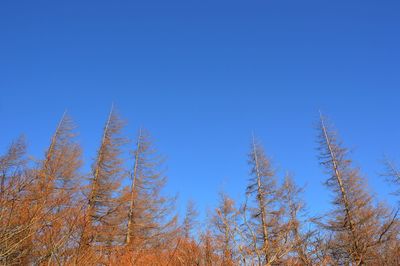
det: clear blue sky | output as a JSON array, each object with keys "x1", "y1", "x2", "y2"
[{"x1": 1, "y1": 0, "x2": 399, "y2": 220}]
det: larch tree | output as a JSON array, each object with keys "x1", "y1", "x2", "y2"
[
  {"x1": 280, "y1": 175, "x2": 314, "y2": 266},
  {"x1": 123, "y1": 129, "x2": 177, "y2": 261},
  {"x1": 32, "y1": 112, "x2": 82, "y2": 265},
  {"x1": 318, "y1": 114, "x2": 398, "y2": 265},
  {"x1": 383, "y1": 158, "x2": 400, "y2": 199},
  {"x1": 3, "y1": 107, "x2": 400, "y2": 265},
  {"x1": 381, "y1": 158, "x2": 400, "y2": 263},
  {"x1": 242, "y1": 136, "x2": 295, "y2": 266},
  {"x1": 77, "y1": 107, "x2": 126, "y2": 263},
  {"x1": 211, "y1": 192, "x2": 238, "y2": 266},
  {"x1": 182, "y1": 200, "x2": 198, "y2": 240},
  {"x1": 0, "y1": 136, "x2": 27, "y2": 195},
  {"x1": 200, "y1": 229, "x2": 217, "y2": 266},
  {"x1": 177, "y1": 199, "x2": 200, "y2": 265},
  {"x1": 0, "y1": 136, "x2": 30, "y2": 265}
]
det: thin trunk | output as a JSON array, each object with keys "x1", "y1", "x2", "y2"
[
  {"x1": 0, "y1": 173, "x2": 5, "y2": 195},
  {"x1": 320, "y1": 115, "x2": 362, "y2": 265},
  {"x1": 40, "y1": 111, "x2": 67, "y2": 201},
  {"x1": 252, "y1": 135, "x2": 269, "y2": 264},
  {"x1": 223, "y1": 222, "x2": 230, "y2": 263},
  {"x1": 126, "y1": 128, "x2": 142, "y2": 245},
  {"x1": 82, "y1": 106, "x2": 113, "y2": 250}
]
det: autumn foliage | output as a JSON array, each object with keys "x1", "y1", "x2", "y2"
[{"x1": 1, "y1": 109, "x2": 399, "y2": 265}]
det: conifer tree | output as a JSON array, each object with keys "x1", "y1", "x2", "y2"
[
  {"x1": 33, "y1": 113, "x2": 82, "y2": 265},
  {"x1": 78, "y1": 107, "x2": 126, "y2": 263},
  {"x1": 243, "y1": 136, "x2": 295, "y2": 265},
  {"x1": 211, "y1": 193, "x2": 238, "y2": 266},
  {"x1": 124, "y1": 129, "x2": 177, "y2": 257},
  {"x1": 0, "y1": 136, "x2": 30, "y2": 265},
  {"x1": 182, "y1": 200, "x2": 198, "y2": 240},
  {"x1": 281, "y1": 175, "x2": 314, "y2": 265},
  {"x1": 318, "y1": 114, "x2": 398, "y2": 265},
  {"x1": 0, "y1": 136, "x2": 26, "y2": 195},
  {"x1": 383, "y1": 158, "x2": 400, "y2": 199}
]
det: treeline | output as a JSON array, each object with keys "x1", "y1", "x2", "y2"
[{"x1": 1, "y1": 108, "x2": 399, "y2": 266}]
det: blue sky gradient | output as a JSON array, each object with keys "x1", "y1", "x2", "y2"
[{"x1": 1, "y1": 0, "x2": 399, "y2": 220}]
